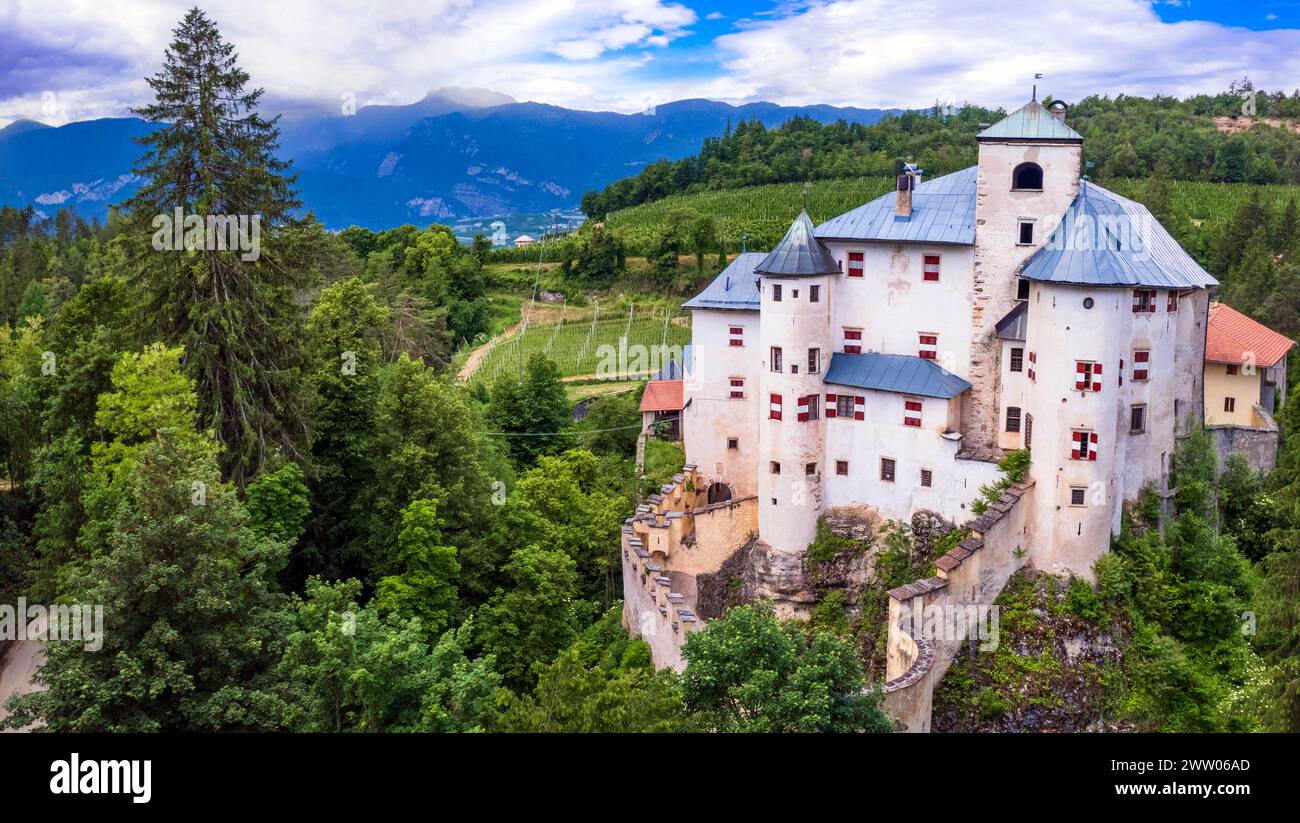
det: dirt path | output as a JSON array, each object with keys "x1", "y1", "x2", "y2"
[
  {"x1": 0, "y1": 615, "x2": 45, "y2": 732},
  {"x1": 457, "y1": 322, "x2": 522, "y2": 381}
]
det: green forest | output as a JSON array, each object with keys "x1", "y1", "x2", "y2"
[{"x1": 1, "y1": 9, "x2": 1299, "y2": 734}]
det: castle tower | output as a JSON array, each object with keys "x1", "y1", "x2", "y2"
[
  {"x1": 755, "y1": 210, "x2": 838, "y2": 553},
  {"x1": 965, "y1": 99, "x2": 1083, "y2": 453}
]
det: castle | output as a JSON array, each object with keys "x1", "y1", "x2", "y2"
[{"x1": 621, "y1": 99, "x2": 1222, "y2": 724}]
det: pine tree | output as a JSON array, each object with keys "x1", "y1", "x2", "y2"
[{"x1": 123, "y1": 8, "x2": 308, "y2": 487}]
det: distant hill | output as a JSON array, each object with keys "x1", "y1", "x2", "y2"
[{"x1": 0, "y1": 89, "x2": 898, "y2": 230}]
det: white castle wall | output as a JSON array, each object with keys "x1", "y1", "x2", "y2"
[{"x1": 682, "y1": 308, "x2": 760, "y2": 499}]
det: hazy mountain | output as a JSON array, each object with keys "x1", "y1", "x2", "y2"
[{"x1": 0, "y1": 88, "x2": 898, "y2": 229}]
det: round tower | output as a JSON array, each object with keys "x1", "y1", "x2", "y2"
[{"x1": 755, "y1": 210, "x2": 837, "y2": 553}]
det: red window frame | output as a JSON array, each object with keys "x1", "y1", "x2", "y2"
[
  {"x1": 903, "y1": 399, "x2": 922, "y2": 427},
  {"x1": 836, "y1": 460, "x2": 849, "y2": 476},
  {"x1": 1132, "y1": 289, "x2": 1156, "y2": 313},
  {"x1": 1167, "y1": 291, "x2": 1178, "y2": 312},
  {"x1": 1075, "y1": 361, "x2": 1102, "y2": 392},
  {"x1": 1071, "y1": 430, "x2": 1099, "y2": 461},
  {"x1": 1027, "y1": 351, "x2": 1037, "y2": 382},
  {"x1": 919, "y1": 334, "x2": 938, "y2": 361},
  {"x1": 922, "y1": 254, "x2": 941, "y2": 282},
  {"x1": 847, "y1": 252, "x2": 864, "y2": 278},
  {"x1": 729, "y1": 326, "x2": 744, "y2": 347},
  {"x1": 769, "y1": 393, "x2": 782, "y2": 420},
  {"x1": 729, "y1": 377, "x2": 745, "y2": 399}
]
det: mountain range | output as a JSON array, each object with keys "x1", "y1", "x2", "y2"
[{"x1": 0, "y1": 88, "x2": 896, "y2": 233}]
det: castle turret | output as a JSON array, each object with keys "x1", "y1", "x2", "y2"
[
  {"x1": 965, "y1": 100, "x2": 1084, "y2": 453},
  {"x1": 755, "y1": 210, "x2": 838, "y2": 553}
]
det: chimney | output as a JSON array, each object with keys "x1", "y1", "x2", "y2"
[
  {"x1": 1048, "y1": 100, "x2": 1068, "y2": 123},
  {"x1": 895, "y1": 163, "x2": 921, "y2": 219}
]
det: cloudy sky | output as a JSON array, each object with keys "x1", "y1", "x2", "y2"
[{"x1": 3, "y1": 0, "x2": 1300, "y2": 126}]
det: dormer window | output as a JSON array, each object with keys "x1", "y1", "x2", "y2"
[{"x1": 1012, "y1": 162, "x2": 1043, "y2": 191}]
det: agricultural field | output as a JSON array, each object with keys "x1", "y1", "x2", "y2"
[
  {"x1": 466, "y1": 300, "x2": 691, "y2": 386},
  {"x1": 604, "y1": 173, "x2": 1300, "y2": 255}
]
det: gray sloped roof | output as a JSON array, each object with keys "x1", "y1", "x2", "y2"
[
  {"x1": 755, "y1": 210, "x2": 841, "y2": 276},
  {"x1": 813, "y1": 166, "x2": 977, "y2": 245},
  {"x1": 681, "y1": 253, "x2": 764, "y2": 310},
  {"x1": 1018, "y1": 181, "x2": 1218, "y2": 290},
  {"x1": 651, "y1": 356, "x2": 684, "y2": 381},
  {"x1": 977, "y1": 99, "x2": 1083, "y2": 142},
  {"x1": 823, "y1": 352, "x2": 972, "y2": 399},
  {"x1": 995, "y1": 302, "x2": 1028, "y2": 341}
]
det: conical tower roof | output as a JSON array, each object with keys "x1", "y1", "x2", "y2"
[{"x1": 755, "y1": 209, "x2": 841, "y2": 277}]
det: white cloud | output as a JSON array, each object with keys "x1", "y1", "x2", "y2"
[{"x1": 705, "y1": 0, "x2": 1300, "y2": 109}]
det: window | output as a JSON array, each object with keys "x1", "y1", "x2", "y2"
[
  {"x1": 1130, "y1": 404, "x2": 1146, "y2": 434},
  {"x1": 729, "y1": 377, "x2": 745, "y2": 399},
  {"x1": 847, "y1": 251, "x2": 864, "y2": 278},
  {"x1": 922, "y1": 255, "x2": 941, "y2": 282},
  {"x1": 826, "y1": 393, "x2": 864, "y2": 420},
  {"x1": 836, "y1": 460, "x2": 849, "y2": 476},
  {"x1": 1016, "y1": 278, "x2": 1031, "y2": 301},
  {"x1": 880, "y1": 458, "x2": 896, "y2": 482},
  {"x1": 1069, "y1": 487, "x2": 1087, "y2": 507},
  {"x1": 1075, "y1": 360, "x2": 1102, "y2": 392},
  {"x1": 1027, "y1": 351, "x2": 1037, "y2": 382},
  {"x1": 1006, "y1": 406, "x2": 1022, "y2": 433},
  {"x1": 919, "y1": 333, "x2": 938, "y2": 360},
  {"x1": 772, "y1": 284, "x2": 782, "y2": 302},
  {"x1": 792, "y1": 289, "x2": 798, "y2": 299},
  {"x1": 809, "y1": 285, "x2": 820, "y2": 302},
  {"x1": 1226, "y1": 364, "x2": 1239, "y2": 376},
  {"x1": 770, "y1": 461, "x2": 781, "y2": 474},
  {"x1": 1010, "y1": 347, "x2": 1024, "y2": 372},
  {"x1": 1018, "y1": 220, "x2": 1035, "y2": 245},
  {"x1": 1224, "y1": 397, "x2": 1237, "y2": 413},
  {"x1": 1167, "y1": 291, "x2": 1179, "y2": 312},
  {"x1": 797, "y1": 394, "x2": 820, "y2": 422},
  {"x1": 904, "y1": 399, "x2": 923, "y2": 427},
  {"x1": 729, "y1": 326, "x2": 744, "y2": 347},
  {"x1": 1071, "y1": 429, "x2": 1098, "y2": 461},
  {"x1": 1132, "y1": 349, "x2": 1150, "y2": 381},
  {"x1": 769, "y1": 393, "x2": 783, "y2": 420},
  {"x1": 805, "y1": 463, "x2": 817, "y2": 476},
  {"x1": 1024, "y1": 414, "x2": 1033, "y2": 448},
  {"x1": 920, "y1": 469, "x2": 933, "y2": 488},
  {"x1": 770, "y1": 347, "x2": 783, "y2": 372},
  {"x1": 842, "y1": 328, "x2": 863, "y2": 354},
  {"x1": 1012, "y1": 162, "x2": 1044, "y2": 190},
  {"x1": 808, "y1": 348, "x2": 821, "y2": 374},
  {"x1": 1132, "y1": 289, "x2": 1156, "y2": 313},
  {"x1": 727, "y1": 437, "x2": 739, "y2": 450}
]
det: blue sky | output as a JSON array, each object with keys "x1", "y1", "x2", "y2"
[{"x1": 4, "y1": 0, "x2": 1300, "y2": 127}]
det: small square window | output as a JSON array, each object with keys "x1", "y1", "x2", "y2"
[
  {"x1": 1006, "y1": 406, "x2": 1022, "y2": 433},
  {"x1": 880, "y1": 458, "x2": 896, "y2": 482},
  {"x1": 1224, "y1": 397, "x2": 1236, "y2": 413},
  {"x1": 771, "y1": 347, "x2": 783, "y2": 372},
  {"x1": 836, "y1": 460, "x2": 849, "y2": 476},
  {"x1": 847, "y1": 252, "x2": 864, "y2": 278},
  {"x1": 805, "y1": 463, "x2": 817, "y2": 476},
  {"x1": 922, "y1": 255, "x2": 940, "y2": 282},
  {"x1": 792, "y1": 289, "x2": 799, "y2": 299},
  {"x1": 770, "y1": 461, "x2": 781, "y2": 475},
  {"x1": 727, "y1": 437, "x2": 739, "y2": 450},
  {"x1": 1226, "y1": 364, "x2": 1238, "y2": 375},
  {"x1": 1016, "y1": 278, "x2": 1030, "y2": 301},
  {"x1": 1070, "y1": 487, "x2": 1087, "y2": 507},
  {"x1": 1010, "y1": 347, "x2": 1024, "y2": 372},
  {"x1": 1018, "y1": 220, "x2": 1034, "y2": 245},
  {"x1": 920, "y1": 469, "x2": 933, "y2": 488},
  {"x1": 808, "y1": 348, "x2": 820, "y2": 374},
  {"x1": 836, "y1": 395, "x2": 856, "y2": 418},
  {"x1": 1130, "y1": 405, "x2": 1146, "y2": 434}
]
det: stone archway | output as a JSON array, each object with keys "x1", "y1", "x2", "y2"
[{"x1": 706, "y1": 482, "x2": 732, "y2": 504}]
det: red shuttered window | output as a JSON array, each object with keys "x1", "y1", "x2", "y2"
[
  {"x1": 923, "y1": 255, "x2": 941, "y2": 282},
  {"x1": 919, "y1": 334, "x2": 938, "y2": 361},
  {"x1": 1132, "y1": 289, "x2": 1156, "y2": 313},
  {"x1": 729, "y1": 377, "x2": 745, "y2": 399},
  {"x1": 1132, "y1": 349, "x2": 1150, "y2": 381},
  {"x1": 854, "y1": 395, "x2": 865, "y2": 421},
  {"x1": 847, "y1": 252, "x2": 864, "y2": 278},
  {"x1": 1075, "y1": 361, "x2": 1101, "y2": 392},
  {"x1": 903, "y1": 399, "x2": 922, "y2": 427},
  {"x1": 843, "y1": 328, "x2": 863, "y2": 354},
  {"x1": 1027, "y1": 351, "x2": 1037, "y2": 382},
  {"x1": 1071, "y1": 430, "x2": 1099, "y2": 461},
  {"x1": 729, "y1": 326, "x2": 744, "y2": 347},
  {"x1": 769, "y1": 394, "x2": 782, "y2": 420}
]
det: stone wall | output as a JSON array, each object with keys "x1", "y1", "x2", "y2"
[
  {"x1": 1208, "y1": 408, "x2": 1280, "y2": 475},
  {"x1": 883, "y1": 479, "x2": 1035, "y2": 732}
]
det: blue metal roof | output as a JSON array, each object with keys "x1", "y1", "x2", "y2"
[
  {"x1": 814, "y1": 166, "x2": 977, "y2": 245},
  {"x1": 995, "y1": 302, "x2": 1028, "y2": 341},
  {"x1": 756, "y1": 210, "x2": 841, "y2": 276},
  {"x1": 823, "y1": 352, "x2": 972, "y2": 399},
  {"x1": 681, "y1": 253, "x2": 764, "y2": 311},
  {"x1": 977, "y1": 99, "x2": 1083, "y2": 142},
  {"x1": 1018, "y1": 181, "x2": 1218, "y2": 290}
]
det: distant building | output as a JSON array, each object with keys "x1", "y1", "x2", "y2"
[
  {"x1": 1203, "y1": 302, "x2": 1295, "y2": 472},
  {"x1": 640, "y1": 379, "x2": 683, "y2": 440},
  {"x1": 514, "y1": 234, "x2": 536, "y2": 248}
]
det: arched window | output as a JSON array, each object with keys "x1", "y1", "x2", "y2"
[
  {"x1": 707, "y1": 482, "x2": 733, "y2": 504},
  {"x1": 1012, "y1": 162, "x2": 1043, "y2": 190}
]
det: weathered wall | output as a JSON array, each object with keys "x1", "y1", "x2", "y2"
[
  {"x1": 1209, "y1": 414, "x2": 1280, "y2": 475},
  {"x1": 683, "y1": 308, "x2": 760, "y2": 499},
  {"x1": 884, "y1": 480, "x2": 1034, "y2": 732}
]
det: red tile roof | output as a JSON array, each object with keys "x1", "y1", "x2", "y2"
[
  {"x1": 640, "y1": 379, "x2": 684, "y2": 412},
  {"x1": 1206, "y1": 303, "x2": 1295, "y2": 368}
]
